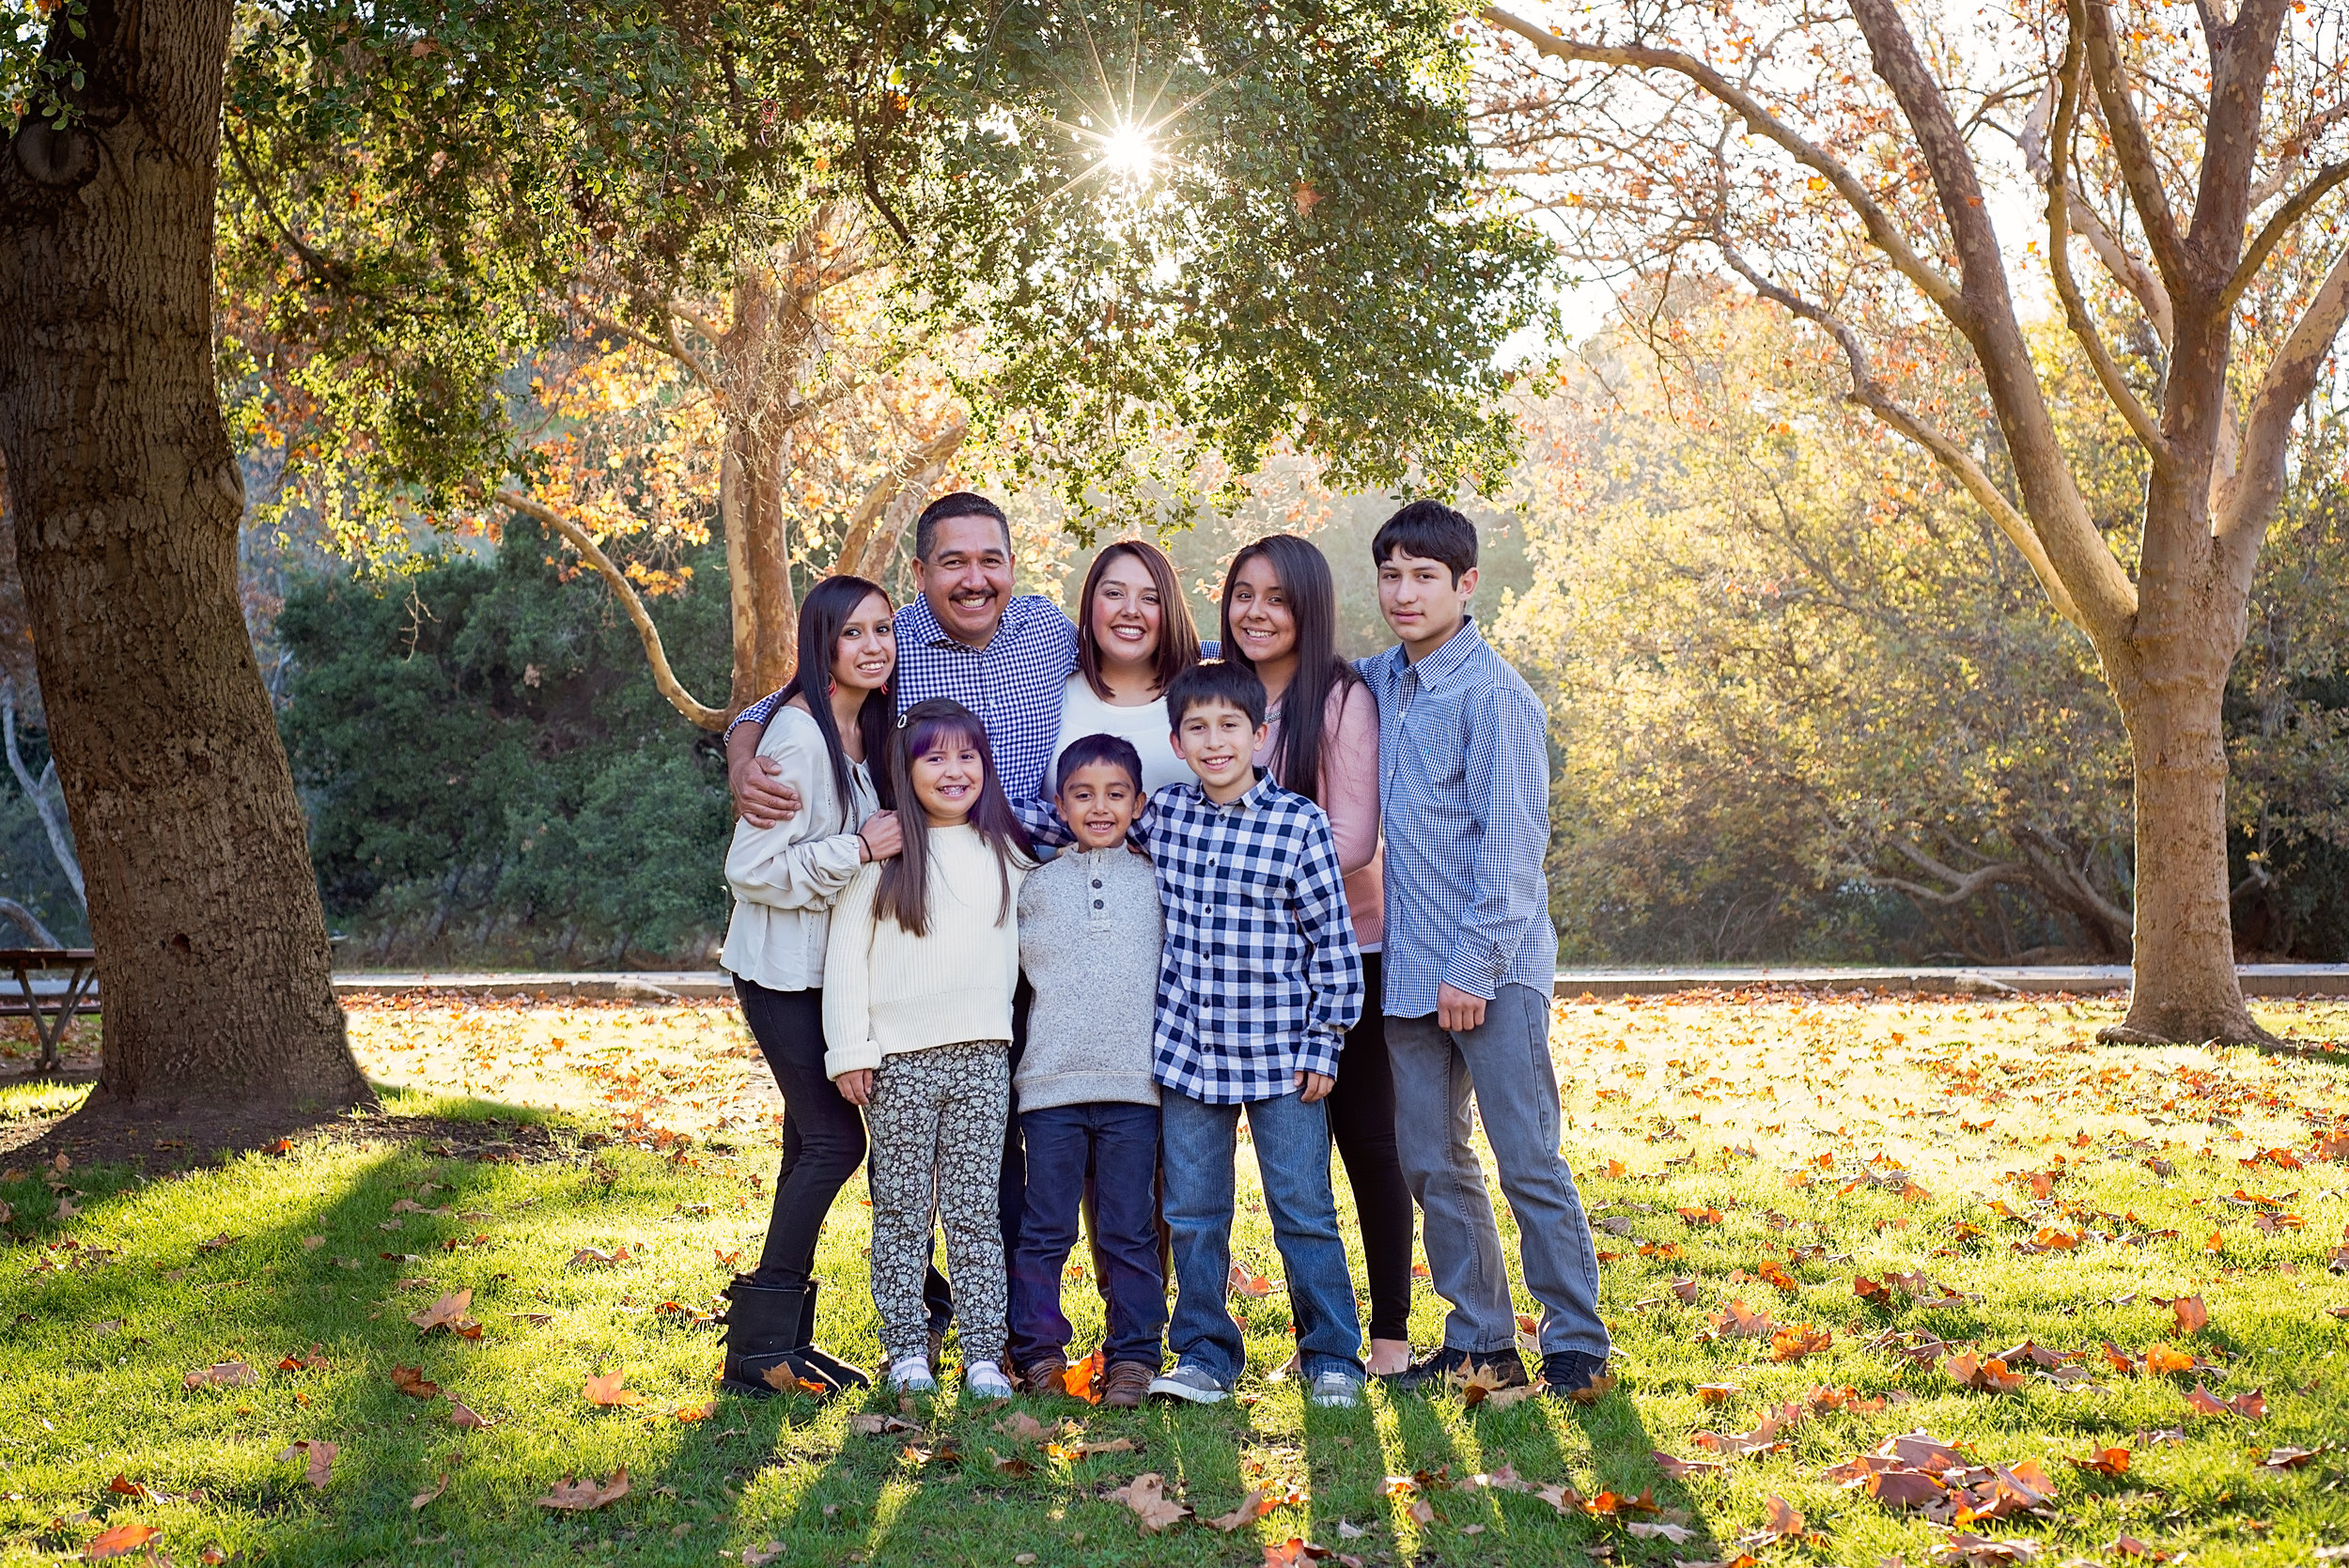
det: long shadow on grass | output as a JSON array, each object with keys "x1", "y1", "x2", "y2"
[
  {"x1": 0, "y1": 1106, "x2": 818, "y2": 1566},
  {"x1": 1337, "y1": 1377, "x2": 1728, "y2": 1567}
]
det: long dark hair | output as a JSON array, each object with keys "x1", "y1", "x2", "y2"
[
  {"x1": 1219, "y1": 534, "x2": 1364, "y2": 809},
  {"x1": 774, "y1": 575, "x2": 896, "y2": 827},
  {"x1": 1075, "y1": 539, "x2": 1201, "y2": 700},
  {"x1": 875, "y1": 698, "x2": 1033, "y2": 938}
]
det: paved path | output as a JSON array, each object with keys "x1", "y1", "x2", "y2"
[{"x1": 329, "y1": 963, "x2": 2349, "y2": 1001}]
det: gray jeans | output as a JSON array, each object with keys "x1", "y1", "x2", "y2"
[{"x1": 1387, "y1": 983, "x2": 1611, "y2": 1359}]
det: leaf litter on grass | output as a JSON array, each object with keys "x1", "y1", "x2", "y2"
[{"x1": 12, "y1": 988, "x2": 2349, "y2": 1567}]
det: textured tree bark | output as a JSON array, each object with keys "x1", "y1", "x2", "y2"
[
  {"x1": 721, "y1": 264, "x2": 798, "y2": 712},
  {"x1": 0, "y1": 1, "x2": 369, "y2": 1107}
]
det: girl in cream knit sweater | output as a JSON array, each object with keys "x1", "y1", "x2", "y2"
[{"x1": 825, "y1": 698, "x2": 1033, "y2": 1399}]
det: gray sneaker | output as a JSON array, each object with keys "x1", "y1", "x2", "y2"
[
  {"x1": 1307, "y1": 1369, "x2": 1364, "y2": 1408},
  {"x1": 1147, "y1": 1362, "x2": 1231, "y2": 1405}
]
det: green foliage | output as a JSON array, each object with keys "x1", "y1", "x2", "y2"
[
  {"x1": 1497, "y1": 295, "x2": 2133, "y2": 965},
  {"x1": 1495, "y1": 291, "x2": 2349, "y2": 965},
  {"x1": 276, "y1": 516, "x2": 733, "y2": 966},
  {"x1": 219, "y1": 0, "x2": 1548, "y2": 551}
]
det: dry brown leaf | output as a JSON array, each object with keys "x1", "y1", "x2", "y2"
[
  {"x1": 2168, "y1": 1295, "x2": 2208, "y2": 1335},
  {"x1": 848, "y1": 1411, "x2": 918, "y2": 1436},
  {"x1": 1761, "y1": 1496, "x2": 1805, "y2": 1537},
  {"x1": 1696, "y1": 1383, "x2": 1743, "y2": 1404},
  {"x1": 1652, "y1": 1451, "x2": 1726, "y2": 1480},
  {"x1": 993, "y1": 1411, "x2": 1050, "y2": 1443},
  {"x1": 411, "y1": 1475, "x2": 448, "y2": 1510},
  {"x1": 389, "y1": 1364, "x2": 441, "y2": 1400},
  {"x1": 1770, "y1": 1325, "x2": 1831, "y2": 1362},
  {"x1": 583, "y1": 1371, "x2": 645, "y2": 1407},
  {"x1": 1107, "y1": 1472, "x2": 1191, "y2": 1533},
  {"x1": 537, "y1": 1467, "x2": 630, "y2": 1512},
  {"x1": 448, "y1": 1399, "x2": 491, "y2": 1429},
  {"x1": 408, "y1": 1289, "x2": 478, "y2": 1336},
  {"x1": 276, "y1": 1438, "x2": 338, "y2": 1488},
  {"x1": 182, "y1": 1360, "x2": 257, "y2": 1390},
  {"x1": 1210, "y1": 1487, "x2": 1288, "y2": 1532}
]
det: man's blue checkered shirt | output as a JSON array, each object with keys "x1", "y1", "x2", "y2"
[
  {"x1": 1361, "y1": 618, "x2": 1559, "y2": 1017},
  {"x1": 729, "y1": 593, "x2": 1078, "y2": 805},
  {"x1": 1137, "y1": 776, "x2": 1363, "y2": 1105}
]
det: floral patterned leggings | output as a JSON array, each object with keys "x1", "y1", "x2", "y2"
[{"x1": 864, "y1": 1039, "x2": 1010, "y2": 1367}]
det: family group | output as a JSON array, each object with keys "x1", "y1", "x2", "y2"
[{"x1": 708, "y1": 492, "x2": 1610, "y2": 1413}]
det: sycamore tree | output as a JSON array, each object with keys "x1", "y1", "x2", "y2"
[
  {"x1": 222, "y1": 0, "x2": 1546, "y2": 728},
  {"x1": 1476, "y1": 0, "x2": 2349, "y2": 1043},
  {"x1": 0, "y1": 0, "x2": 1543, "y2": 1110}
]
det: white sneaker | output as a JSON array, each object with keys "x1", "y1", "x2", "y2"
[
  {"x1": 888, "y1": 1356, "x2": 937, "y2": 1394},
  {"x1": 965, "y1": 1360, "x2": 1015, "y2": 1401}
]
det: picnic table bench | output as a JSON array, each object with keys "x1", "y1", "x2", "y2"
[{"x1": 0, "y1": 947, "x2": 97, "y2": 1072}]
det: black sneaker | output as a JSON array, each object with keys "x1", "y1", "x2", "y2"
[
  {"x1": 1541, "y1": 1350, "x2": 1611, "y2": 1400},
  {"x1": 1386, "y1": 1346, "x2": 1527, "y2": 1394}
]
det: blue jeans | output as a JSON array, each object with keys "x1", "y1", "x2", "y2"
[
  {"x1": 1388, "y1": 983, "x2": 1611, "y2": 1359},
  {"x1": 1160, "y1": 1088, "x2": 1363, "y2": 1385},
  {"x1": 1009, "y1": 1102, "x2": 1165, "y2": 1369}
]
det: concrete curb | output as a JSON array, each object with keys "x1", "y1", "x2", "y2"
[{"x1": 329, "y1": 965, "x2": 2349, "y2": 1002}]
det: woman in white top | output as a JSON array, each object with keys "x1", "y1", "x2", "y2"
[
  {"x1": 717, "y1": 574, "x2": 902, "y2": 1400},
  {"x1": 1046, "y1": 539, "x2": 1206, "y2": 801}
]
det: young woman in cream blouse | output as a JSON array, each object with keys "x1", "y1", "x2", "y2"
[{"x1": 715, "y1": 574, "x2": 902, "y2": 1399}]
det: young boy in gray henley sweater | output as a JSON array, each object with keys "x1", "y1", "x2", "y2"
[{"x1": 1006, "y1": 734, "x2": 1166, "y2": 1407}]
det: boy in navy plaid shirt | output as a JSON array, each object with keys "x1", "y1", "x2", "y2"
[{"x1": 1126, "y1": 660, "x2": 1369, "y2": 1409}]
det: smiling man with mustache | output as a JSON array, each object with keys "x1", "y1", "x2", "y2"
[
  {"x1": 724, "y1": 489, "x2": 1079, "y2": 1374},
  {"x1": 727, "y1": 492, "x2": 1080, "y2": 825}
]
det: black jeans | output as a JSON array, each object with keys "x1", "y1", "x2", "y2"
[
  {"x1": 737, "y1": 976, "x2": 867, "y2": 1290},
  {"x1": 1328, "y1": 953, "x2": 1414, "y2": 1341},
  {"x1": 1010, "y1": 1102, "x2": 1166, "y2": 1368}
]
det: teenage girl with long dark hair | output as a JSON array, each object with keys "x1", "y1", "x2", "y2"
[
  {"x1": 1221, "y1": 534, "x2": 1416, "y2": 1378},
  {"x1": 716, "y1": 575, "x2": 901, "y2": 1396}
]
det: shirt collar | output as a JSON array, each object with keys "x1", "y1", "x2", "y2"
[
  {"x1": 1405, "y1": 616, "x2": 1486, "y2": 691},
  {"x1": 1167, "y1": 773, "x2": 1277, "y2": 814},
  {"x1": 899, "y1": 592, "x2": 1033, "y2": 651}
]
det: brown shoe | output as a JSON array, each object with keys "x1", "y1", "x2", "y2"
[
  {"x1": 1101, "y1": 1360, "x2": 1156, "y2": 1408},
  {"x1": 1022, "y1": 1355, "x2": 1069, "y2": 1399}
]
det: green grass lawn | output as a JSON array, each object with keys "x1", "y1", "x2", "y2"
[{"x1": 4, "y1": 993, "x2": 2349, "y2": 1567}]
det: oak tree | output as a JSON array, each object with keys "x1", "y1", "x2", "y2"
[{"x1": 1480, "y1": 0, "x2": 2349, "y2": 1040}]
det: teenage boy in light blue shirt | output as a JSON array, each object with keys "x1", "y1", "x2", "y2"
[{"x1": 1361, "y1": 500, "x2": 1612, "y2": 1399}]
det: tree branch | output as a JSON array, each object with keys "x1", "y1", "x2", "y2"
[
  {"x1": 491, "y1": 489, "x2": 727, "y2": 730},
  {"x1": 1846, "y1": 0, "x2": 2139, "y2": 643},
  {"x1": 2046, "y1": 7, "x2": 2171, "y2": 472},
  {"x1": 834, "y1": 418, "x2": 969, "y2": 581},
  {"x1": 2219, "y1": 159, "x2": 2349, "y2": 314},
  {"x1": 2079, "y1": 0, "x2": 2191, "y2": 289},
  {"x1": 2020, "y1": 84, "x2": 2176, "y2": 344},
  {"x1": 2215, "y1": 243, "x2": 2349, "y2": 567},
  {"x1": 1479, "y1": 5, "x2": 1964, "y2": 314},
  {"x1": 1715, "y1": 243, "x2": 2089, "y2": 629}
]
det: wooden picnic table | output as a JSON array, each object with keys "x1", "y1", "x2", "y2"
[{"x1": 0, "y1": 947, "x2": 97, "y2": 1072}]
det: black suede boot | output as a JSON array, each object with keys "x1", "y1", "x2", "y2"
[
  {"x1": 718, "y1": 1276, "x2": 839, "y2": 1398},
  {"x1": 790, "y1": 1279, "x2": 871, "y2": 1389}
]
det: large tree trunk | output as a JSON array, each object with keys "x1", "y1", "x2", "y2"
[
  {"x1": 0, "y1": 1, "x2": 369, "y2": 1107},
  {"x1": 2103, "y1": 543, "x2": 2266, "y2": 1045}
]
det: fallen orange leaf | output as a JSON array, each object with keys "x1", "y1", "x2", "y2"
[
  {"x1": 85, "y1": 1523, "x2": 161, "y2": 1560},
  {"x1": 583, "y1": 1371, "x2": 645, "y2": 1407}
]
